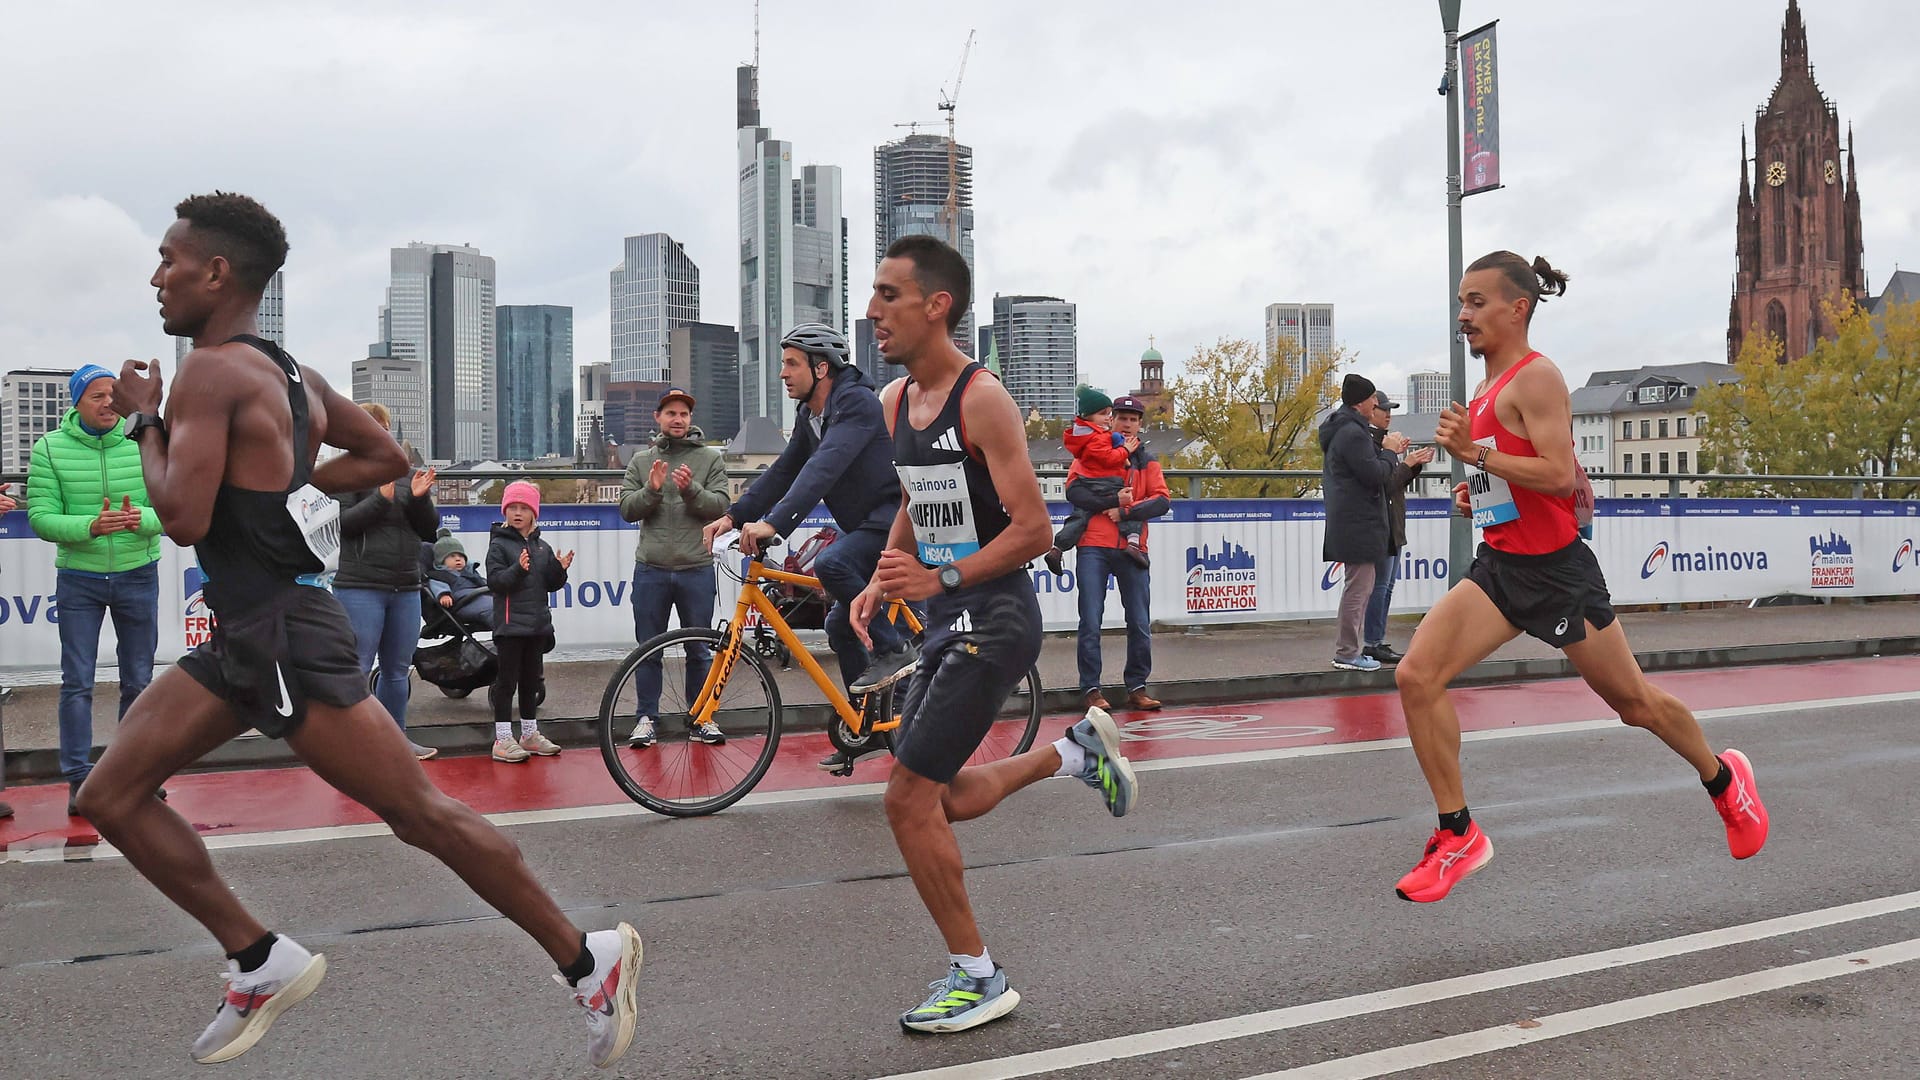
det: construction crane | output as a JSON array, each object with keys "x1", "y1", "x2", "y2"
[{"x1": 937, "y1": 30, "x2": 975, "y2": 248}]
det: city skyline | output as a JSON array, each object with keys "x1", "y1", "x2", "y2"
[{"x1": 5, "y1": 2, "x2": 1917, "y2": 428}]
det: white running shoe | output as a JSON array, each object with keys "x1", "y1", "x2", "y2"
[
  {"x1": 520, "y1": 732, "x2": 562, "y2": 756},
  {"x1": 628, "y1": 716, "x2": 657, "y2": 747},
  {"x1": 492, "y1": 738, "x2": 530, "y2": 763},
  {"x1": 555, "y1": 923, "x2": 643, "y2": 1069},
  {"x1": 191, "y1": 935, "x2": 328, "y2": 1064}
]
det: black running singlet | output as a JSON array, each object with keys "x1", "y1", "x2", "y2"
[
  {"x1": 891, "y1": 362, "x2": 1011, "y2": 567},
  {"x1": 193, "y1": 336, "x2": 342, "y2": 616}
]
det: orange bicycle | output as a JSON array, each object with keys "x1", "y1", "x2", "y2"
[{"x1": 596, "y1": 540, "x2": 1044, "y2": 816}]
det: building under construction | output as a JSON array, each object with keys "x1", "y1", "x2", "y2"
[{"x1": 873, "y1": 133, "x2": 977, "y2": 356}]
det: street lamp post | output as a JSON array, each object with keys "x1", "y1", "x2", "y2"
[{"x1": 1439, "y1": 0, "x2": 1471, "y2": 585}]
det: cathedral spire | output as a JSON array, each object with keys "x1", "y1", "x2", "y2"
[
  {"x1": 1738, "y1": 126, "x2": 1752, "y2": 209},
  {"x1": 1781, "y1": 0, "x2": 1808, "y2": 74}
]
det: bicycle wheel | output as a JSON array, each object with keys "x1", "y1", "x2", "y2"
[
  {"x1": 962, "y1": 664, "x2": 1044, "y2": 768},
  {"x1": 598, "y1": 628, "x2": 782, "y2": 816}
]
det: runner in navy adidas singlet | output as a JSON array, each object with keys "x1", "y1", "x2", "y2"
[
  {"x1": 850, "y1": 235, "x2": 1140, "y2": 1034},
  {"x1": 79, "y1": 193, "x2": 640, "y2": 1068},
  {"x1": 1390, "y1": 250, "x2": 1769, "y2": 905}
]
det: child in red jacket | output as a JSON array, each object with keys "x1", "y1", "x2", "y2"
[{"x1": 1043, "y1": 386, "x2": 1148, "y2": 571}]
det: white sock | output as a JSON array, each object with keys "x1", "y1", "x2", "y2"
[
  {"x1": 1052, "y1": 736, "x2": 1085, "y2": 778},
  {"x1": 495, "y1": 722, "x2": 513, "y2": 742},
  {"x1": 950, "y1": 950, "x2": 995, "y2": 978},
  {"x1": 521, "y1": 719, "x2": 539, "y2": 739}
]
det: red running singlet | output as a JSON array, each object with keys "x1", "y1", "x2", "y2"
[{"x1": 1466, "y1": 351, "x2": 1579, "y2": 555}]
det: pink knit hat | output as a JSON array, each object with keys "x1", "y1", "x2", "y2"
[{"x1": 501, "y1": 480, "x2": 540, "y2": 518}]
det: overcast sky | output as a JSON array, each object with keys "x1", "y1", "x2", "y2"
[{"x1": 2, "y1": 0, "x2": 1914, "y2": 416}]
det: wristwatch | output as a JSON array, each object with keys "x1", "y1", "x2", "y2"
[
  {"x1": 937, "y1": 565, "x2": 964, "y2": 595},
  {"x1": 125, "y1": 412, "x2": 167, "y2": 444}
]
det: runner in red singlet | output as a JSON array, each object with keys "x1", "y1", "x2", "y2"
[{"x1": 1390, "y1": 251, "x2": 1769, "y2": 904}]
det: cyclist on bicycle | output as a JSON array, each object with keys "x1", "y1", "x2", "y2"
[{"x1": 702, "y1": 323, "x2": 919, "y2": 770}]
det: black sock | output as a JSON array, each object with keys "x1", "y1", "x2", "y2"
[
  {"x1": 1438, "y1": 808, "x2": 1472, "y2": 836},
  {"x1": 560, "y1": 933, "x2": 594, "y2": 986},
  {"x1": 1703, "y1": 758, "x2": 1732, "y2": 799},
  {"x1": 227, "y1": 932, "x2": 278, "y2": 973}
]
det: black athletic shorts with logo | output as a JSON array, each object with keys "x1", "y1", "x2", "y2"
[
  {"x1": 1465, "y1": 539, "x2": 1617, "y2": 649},
  {"x1": 178, "y1": 584, "x2": 370, "y2": 738},
  {"x1": 892, "y1": 572, "x2": 1044, "y2": 784}
]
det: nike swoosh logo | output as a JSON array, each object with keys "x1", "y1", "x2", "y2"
[{"x1": 273, "y1": 664, "x2": 293, "y2": 718}]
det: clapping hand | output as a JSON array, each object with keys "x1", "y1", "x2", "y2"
[
  {"x1": 1383, "y1": 431, "x2": 1411, "y2": 454},
  {"x1": 1408, "y1": 446, "x2": 1437, "y2": 466},
  {"x1": 559, "y1": 550, "x2": 575, "y2": 570},
  {"x1": 648, "y1": 459, "x2": 669, "y2": 491},
  {"x1": 0, "y1": 483, "x2": 14, "y2": 515},
  {"x1": 672, "y1": 464, "x2": 693, "y2": 492},
  {"x1": 89, "y1": 495, "x2": 140, "y2": 537},
  {"x1": 519, "y1": 548, "x2": 531, "y2": 571},
  {"x1": 410, "y1": 466, "x2": 437, "y2": 498}
]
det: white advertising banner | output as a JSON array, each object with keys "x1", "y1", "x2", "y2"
[{"x1": 2, "y1": 498, "x2": 1916, "y2": 669}]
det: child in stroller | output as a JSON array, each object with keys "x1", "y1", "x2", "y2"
[{"x1": 425, "y1": 531, "x2": 493, "y2": 627}]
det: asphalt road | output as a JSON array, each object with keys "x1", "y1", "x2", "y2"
[{"x1": 2, "y1": 674, "x2": 1917, "y2": 1079}]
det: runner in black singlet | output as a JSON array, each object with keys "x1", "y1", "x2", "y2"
[
  {"x1": 79, "y1": 193, "x2": 641, "y2": 1068},
  {"x1": 851, "y1": 235, "x2": 1139, "y2": 1035}
]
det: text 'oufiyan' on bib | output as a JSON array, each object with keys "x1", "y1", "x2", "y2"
[{"x1": 896, "y1": 461, "x2": 980, "y2": 566}]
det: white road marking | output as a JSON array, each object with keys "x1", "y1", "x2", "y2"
[
  {"x1": 7, "y1": 687, "x2": 1917, "y2": 864},
  {"x1": 870, "y1": 890, "x2": 1920, "y2": 1080},
  {"x1": 1241, "y1": 936, "x2": 1920, "y2": 1079}
]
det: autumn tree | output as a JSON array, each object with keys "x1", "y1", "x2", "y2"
[
  {"x1": 479, "y1": 477, "x2": 595, "y2": 508},
  {"x1": 1700, "y1": 294, "x2": 1920, "y2": 498},
  {"x1": 1167, "y1": 336, "x2": 1342, "y2": 497}
]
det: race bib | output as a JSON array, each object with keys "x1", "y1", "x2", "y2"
[
  {"x1": 1467, "y1": 436, "x2": 1520, "y2": 529},
  {"x1": 896, "y1": 461, "x2": 979, "y2": 565},
  {"x1": 286, "y1": 483, "x2": 341, "y2": 575}
]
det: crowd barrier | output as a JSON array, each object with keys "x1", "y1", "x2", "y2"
[{"x1": 1, "y1": 498, "x2": 1915, "y2": 670}]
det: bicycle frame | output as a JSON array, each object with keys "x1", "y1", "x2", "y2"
[{"x1": 687, "y1": 556, "x2": 924, "y2": 732}]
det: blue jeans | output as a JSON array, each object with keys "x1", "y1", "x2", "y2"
[
  {"x1": 56, "y1": 563, "x2": 160, "y2": 783},
  {"x1": 1075, "y1": 546, "x2": 1152, "y2": 694},
  {"x1": 1364, "y1": 552, "x2": 1401, "y2": 647},
  {"x1": 632, "y1": 563, "x2": 719, "y2": 718},
  {"x1": 815, "y1": 526, "x2": 904, "y2": 687},
  {"x1": 336, "y1": 587, "x2": 419, "y2": 730}
]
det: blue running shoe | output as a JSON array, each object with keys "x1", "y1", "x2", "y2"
[
  {"x1": 900, "y1": 965, "x2": 1021, "y2": 1033},
  {"x1": 1068, "y1": 706, "x2": 1138, "y2": 817}
]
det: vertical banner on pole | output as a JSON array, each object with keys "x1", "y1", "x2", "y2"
[{"x1": 1461, "y1": 21, "x2": 1501, "y2": 195}]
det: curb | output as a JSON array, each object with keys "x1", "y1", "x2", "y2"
[{"x1": 5, "y1": 635, "x2": 1917, "y2": 784}]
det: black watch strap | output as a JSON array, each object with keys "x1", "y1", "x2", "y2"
[{"x1": 127, "y1": 412, "x2": 167, "y2": 443}]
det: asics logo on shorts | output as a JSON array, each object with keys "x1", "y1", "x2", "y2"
[{"x1": 1554, "y1": 616, "x2": 1569, "y2": 636}]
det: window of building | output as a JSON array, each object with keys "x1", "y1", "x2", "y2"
[
  {"x1": 1677, "y1": 417, "x2": 1688, "y2": 437},
  {"x1": 1659, "y1": 452, "x2": 1670, "y2": 473},
  {"x1": 1640, "y1": 420, "x2": 1650, "y2": 439},
  {"x1": 1621, "y1": 457, "x2": 1632, "y2": 474},
  {"x1": 1641, "y1": 453, "x2": 1651, "y2": 473},
  {"x1": 1658, "y1": 419, "x2": 1669, "y2": 438},
  {"x1": 1637, "y1": 385, "x2": 1666, "y2": 404},
  {"x1": 1621, "y1": 421, "x2": 1631, "y2": 441},
  {"x1": 1678, "y1": 451, "x2": 1689, "y2": 474}
]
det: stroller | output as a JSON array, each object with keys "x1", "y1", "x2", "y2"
[
  {"x1": 748, "y1": 528, "x2": 836, "y2": 669},
  {"x1": 371, "y1": 541, "x2": 544, "y2": 705}
]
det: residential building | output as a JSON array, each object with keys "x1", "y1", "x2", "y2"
[
  {"x1": 2, "y1": 368, "x2": 72, "y2": 475},
  {"x1": 1263, "y1": 302, "x2": 1335, "y2": 383},
  {"x1": 990, "y1": 294, "x2": 1077, "y2": 420},
  {"x1": 1570, "y1": 384, "x2": 1623, "y2": 497},
  {"x1": 351, "y1": 346, "x2": 429, "y2": 454},
  {"x1": 609, "y1": 234, "x2": 699, "y2": 383},
  {"x1": 495, "y1": 305, "x2": 574, "y2": 461},
  {"x1": 1406, "y1": 370, "x2": 1451, "y2": 415},
  {"x1": 875, "y1": 133, "x2": 976, "y2": 356},
  {"x1": 377, "y1": 243, "x2": 496, "y2": 460},
  {"x1": 178, "y1": 270, "x2": 283, "y2": 360},
  {"x1": 1585, "y1": 363, "x2": 1742, "y2": 498},
  {"x1": 667, "y1": 322, "x2": 742, "y2": 444}
]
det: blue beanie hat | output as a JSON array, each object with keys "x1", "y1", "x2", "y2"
[{"x1": 69, "y1": 364, "x2": 114, "y2": 404}]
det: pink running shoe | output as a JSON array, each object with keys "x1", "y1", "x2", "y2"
[
  {"x1": 1395, "y1": 822, "x2": 1494, "y2": 903},
  {"x1": 1712, "y1": 749, "x2": 1769, "y2": 859}
]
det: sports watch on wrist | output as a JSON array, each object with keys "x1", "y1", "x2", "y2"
[
  {"x1": 125, "y1": 412, "x2": 167, "y2": 444},
  {"x1": 937, "y1": 564, "x2": 964, "y2": 595}
]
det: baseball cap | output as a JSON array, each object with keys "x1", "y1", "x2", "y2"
[
  {"x1": 1373, "y1": 390, "x2": 1400, "y2": 410},
  {"x1": 656, "y1": 387, "x2": 696, "y2": 410},
  {"x1": 1111, "y1": 395, "x2": 1146, "y2": 415}
]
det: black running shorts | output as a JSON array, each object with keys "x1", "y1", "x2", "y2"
[
  {"x1": 179, "y1": 585, "x2": 371, "y2": 738},
  {"x1": 892, "y1": 573, "x2": 1044, "y2": 784},
  {"x1": 1465, "y1": 539, "x2": 1616, "y2": 649}
]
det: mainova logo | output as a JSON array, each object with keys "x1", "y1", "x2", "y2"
[
  {"x1": 1640, "y1": 540, "x2": 1768, "y2": 579},
  {"x1": 1893, "y1": 538, "x2": 1915, "y2": 574},
  {"x1": 1321, "y1": 550, "x2": 1451, "y2": 591},
  {"x1": 1186, "y1": 538, "x2": 1258, "y2": 613}
]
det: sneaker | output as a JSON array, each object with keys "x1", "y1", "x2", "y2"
[
  {"x1": 1712, "y1": 749, "x2": 1769, "y2": 860},
  {"x1": 690, "y1": 719, "x2": 726, "y2": 745},
  {"x1": 1331, "y1": 654, "x2": 1382, "y2": 672},
  {"x1": 1067, "y1": 706, "x2": 1138, "y2": 817},
  {"x1": 0, "y1": 800, "x2": 13, "y2": 820},
  {"x1": 1122, "y1": 543, "x2": 1150, "y2": 569},
  {"x1": 520, "y1": 732, "x2": 562, "y2": 756},
  {"x1": 191, "y1": 934, "x2": 328, "y2": 1064},
  {"x1": 1364, "y1": 643, "x2": 1405, "y2": 664},
  {"x1": 1395, "y1": 822, "x2": 1494, "y2": 903},
  {"x1": 849, "y1": 645, "x2": 919, "y2": 695},
  {"x1": 899, "y1": 964, "x2": 1021, "y2": 1033},
  {"x1": 492, "y1": 738, "x2": 530, "y2": 763},
  {"x1": 628, "y1": 716, "x2": 657, "y2": 748},
  {"x1": 556, "y1": 922, "x2": 643, "y2": 1069},
  {"x1": 407, "y1": 739, "x2": 439, "y2": 761}
]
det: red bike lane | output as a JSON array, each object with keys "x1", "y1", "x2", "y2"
[{"x1": 5, "y1": 655, "x2": 1917, "y2": 858}]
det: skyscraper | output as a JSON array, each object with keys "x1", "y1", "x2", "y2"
[
  {"x1": 1, "y1": 368, "x2": 71, "y2": 475},
  {"x1": 1263, "y1": 302, "x2": 1336, "y2": 383},
  {"x1": 875, "y1": 133, "x2": 975, "y2": 356},
  {"x1": 1407, "y1": 371, "x2": 1450, "y2": 415},
  {"x1": 378, "y1": 243, "x2": 496, "y2": 460},
  {"x1": 496, "y1": 305, "x2": 575, "y2": 461},
  {"x1": 577, "y1": 361, "x2": 610, "y2": 462},
  {"x1": 178, "y1": 270, "x2": 283, "y2": 360},
  {"x1": 738, "y1": 60, "x2": 845, "y2": 430},
  {"x1": 668, "y1": 323, "x2": 742, "y2": 444},
  {"x1": 352, "y1": 345, "x2": 428, "y2": 454},
  {"x1": 609, "y1": 234, "x2": 699, "y2": 383},
  {"x1": 990, "y1": 294, "x2": 1078, "y2": 420}
]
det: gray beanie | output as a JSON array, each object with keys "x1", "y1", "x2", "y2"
[{"x1": 433, "y1": 529, "x2": 466, "y2": 564}]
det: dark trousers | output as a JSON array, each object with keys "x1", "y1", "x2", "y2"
[
  {"x1": 815, "y1": 526, "x2": 903, "y2": 686},
  {"x1": 1075, "y1": 545, "x2": 1153, "y2": 694},
  {"x1": 1364, "y1": 552, "x2": 1401, "y2": 647},
  {"x1": 492, "y1": 636, "x2": 544, "y2": 725}
]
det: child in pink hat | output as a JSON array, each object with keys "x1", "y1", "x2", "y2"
[{"x1": 485, "y1": 481, "x2": 573, "y2": 762}]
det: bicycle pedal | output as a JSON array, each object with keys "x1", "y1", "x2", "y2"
[{"x1": 829, "y1": 764, "x2": 855, "y2": 778}]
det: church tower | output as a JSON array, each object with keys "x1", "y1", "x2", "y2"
[
  {"x1": 1130, "y1": 336, "x2": 1170, "y2": 421},
  {"x1": 1728, "y1": 0, "x2": 1867, "y2": 364}
]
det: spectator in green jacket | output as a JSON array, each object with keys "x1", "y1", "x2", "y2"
[
  {"x1": 616, "y1": 387, "x2": 730, "y2": 747},
  {"x1": 27, "y1": 365, "x2": 165, "y2": 815}
]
